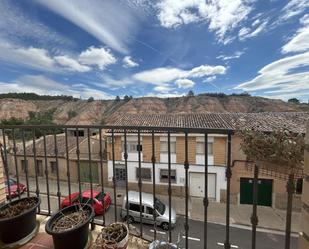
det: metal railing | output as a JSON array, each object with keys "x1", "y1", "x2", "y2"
[{"x1": 0, "y1": 124, "x2": 296, "y2": 249}]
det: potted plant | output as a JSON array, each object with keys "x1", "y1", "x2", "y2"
[
  {"x1": 45, "y1": 204, "x2": 94, "y2": 249},
  {"x1": 92, "y1": 222, "x2": 129, "y2": 249},
  {"x1": 0, "y1": 196, "x2": 40, "y2": 244}
]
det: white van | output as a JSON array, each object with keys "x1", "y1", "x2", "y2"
[{"x1": 120, "y1": 191, "x2": 177, "y2": 230}]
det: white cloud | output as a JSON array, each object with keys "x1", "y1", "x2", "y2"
[
  {"x1": 252, "y1": 19, "x2": 260, "y2": 27},
  {"x1": 156, "y1": 0, "x2": 255, "y2": 43},
  {"x1": 78, "y1": 46, "x2": 117, "y2": 70},
  {"x1": 133, "y1": 67, "x2": 186, "y2": 84},
  {"x1": 280, "y1": 0, "x2": 309, "y2": 21},
  {"x1": 0, "y1": 40, "x2": 98, "y2": 73},
  {"x1": 203, "y1": 76, "x2": 216, "y2": 82},
  {"x1": 217, "y1": 51, "x2": 244, "y2": 61},
  {"x1": 239, "y1": 21, "x2": 268, "y2": 40},
  {"x1": 0, "y1": 0, "x2": 71, "y2": 47},
  {"x1": 281, "y1": 14, "x2": 309, "y2": 54},
  {"x1": 235, "y1": 51, "x2": 309, "y2": 100},
  {"x1": 133, "y1": 64, "x2": 226, "y2": 84},
  {"x1": 0, "y1": 42, "x2": 55, "y2": 71},
  {"x1": 0, "y1": 75, "x2": 113, "y2": 99},
  {"x1": 35, "y1": 0, "x2": 140, "y2": 53},
  {"x1": 175, "y1": 78, "x2": 195, "y2": 89},
  {"x1": 122, "y1": 56, "x2": 139, "y2": 68},
  {"x1": 188, "y1": 65, "x2": 226, "y2": 77},
  {"x1": 154, "y1": 85, "x2": 174, "y2": 93},
  {"x1": 54, "y1": 55, "x2": 91, "y2": 72}
]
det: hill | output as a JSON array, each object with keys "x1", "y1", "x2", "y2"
[{"x1": 0, "y1": 94, "x2": 307, "y2": 125}]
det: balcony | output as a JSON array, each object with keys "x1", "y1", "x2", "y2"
[{"x1": 0, "y1": 124, "x2": 304, "y2": 249}]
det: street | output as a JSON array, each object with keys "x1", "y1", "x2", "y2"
[
  {"x1": 33, "y1": 193, "x2": 298, "y2": 249},
  {"x1": 14, "y1": 176, "x2": 298, "y2": 249}
]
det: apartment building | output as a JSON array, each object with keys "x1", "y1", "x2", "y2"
[
  {"x1": 106, "y1": 112, "x2": 309, "y2": 206},
  {"x1": 106, "y1": 113, "x2": 233, "y2": 202},
  {"x1": 7, "y1": 132, "x2": 106, "y2": 185}
]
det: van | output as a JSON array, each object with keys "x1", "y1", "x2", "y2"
[{"x1": 120, "y1": 191, "x2": 177, "y2": 230}]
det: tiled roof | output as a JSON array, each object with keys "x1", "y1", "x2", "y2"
[
  {"x1": 107, "y1": 112, "x2": 309, "y2": 133},
  {"x1": 16, "y1": 134, "x2": 86, "y2": 157}
]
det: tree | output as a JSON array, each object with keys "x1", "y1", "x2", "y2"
[
  {"x1": 87, "y1": 97, "x2": 94, "y2": 102},
  {"x1": 288, "y1": 98, "x2": 300, "y2": 104},
  {"x1": 68, "y1": 110, "x2": 77, "y2": 119},
  {"x1": 115, "y1": 96, "x2": 121, "y2": 102},
  {"x1": 123, "y1": 95, "x2": 132, "y2": 101},
  {"x1": 239, "y1": 129, "x2": 305, "y2": 248},
  {"x1": 187, "y1": 90, "x2": 194, "y2": 97}
]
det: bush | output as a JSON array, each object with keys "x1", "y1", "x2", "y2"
[
  {"x1": 68, "y1": 110, "x2": 78, "y2": 119},
  {"x1": 87, "y1": 97, "x2": 94, "y2": 102}
]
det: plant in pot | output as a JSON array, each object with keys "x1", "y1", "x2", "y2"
[
  {"x1": 0, "y1": 196, "x2": 41, "y2": 245},
  {"x1": 92, "y1": 222, "x2": 129, "y2": 249},
  {"x1": 45, "y1": 203, "x2": 94, "y2": 249}
]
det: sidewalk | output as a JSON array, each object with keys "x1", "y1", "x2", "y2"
[{"x1": 17, "y1": 176, "x2": 301, "y2": 233}]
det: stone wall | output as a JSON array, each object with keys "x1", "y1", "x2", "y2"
[{"x1": 298, "y1": 122, "x2": 309, "y2": 248}]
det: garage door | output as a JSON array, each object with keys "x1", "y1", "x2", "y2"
[
  {"x1": 240, "y1": 178, "x2": 272, "y2": 206},
  {"x1": 189, "y1": 173, "x2": 216, "y2": 199}
]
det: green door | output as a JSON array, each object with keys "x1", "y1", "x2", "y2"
[
  {"x1": 240, "y1": 178, "x2": 272, "y2": 206},
  {"x1": 80, "y1": 161, "x2": 99, "y2": 183}
]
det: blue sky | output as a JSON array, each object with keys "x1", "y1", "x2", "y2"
[{"x1": 0, "y1": 0, "x2": 308, "y2": 101}]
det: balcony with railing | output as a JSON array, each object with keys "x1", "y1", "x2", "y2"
[{"x1": 0, "y1": 123, "x2": 306, "y2": 249}]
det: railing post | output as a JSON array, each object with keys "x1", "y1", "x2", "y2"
[
  {"x1": 299, "y1": 122, "x2": 309, "y2": 248},
  {"x1": 285, "y1": 173, "x2": 294, "y2": 249},
  {"x1": 224, "y1": 133, "x2": 232, "y2": 249},
  {"x1": 251, "y1": 163, "x2": 259, "y2": 249},
  {"x1": 0, "y1": 137, "x2": 5, "y2": 205}
]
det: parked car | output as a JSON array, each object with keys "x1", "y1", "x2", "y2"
[
  {"x1": 5, "y1": 178, "x2": 26, "y2": 198},
  {"x1": 61, "y1": 190, "x2": 111, "y2": 215},
  {"x1": 121, "y1": 191, "x2": 177, "y2": 230}
]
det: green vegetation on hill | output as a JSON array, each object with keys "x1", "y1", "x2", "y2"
[
  {"x1": 1, "y1": 108, "x2": 61, "y2": 139},
  {"x1": 0, "y1": 92, "x2": 79, "y2": 101}
]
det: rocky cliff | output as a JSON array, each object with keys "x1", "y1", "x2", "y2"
[{"x1": 0, "y1": 95, "x2": 307, "y2": 125}]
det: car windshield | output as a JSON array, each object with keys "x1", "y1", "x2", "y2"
[
  {"x1": 5, "y1": 179, "x2": 16, "y2": 186},
  {"x1": 95, "y1": 192, "x2": 105, "y2": 201},
  {"x1": 154, "y1": 198, "x2": 165, "y2": 215}
]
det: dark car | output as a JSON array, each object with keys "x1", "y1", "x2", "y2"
[
  {"x1": 61, "y1": 190, "x2": 111, "y2": 215},
  {"x1": 5, "y1": 178, "x2": 26, "y2": 198}
]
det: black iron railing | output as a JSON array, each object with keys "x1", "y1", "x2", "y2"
[{"x1": 0, "y1": 124, "x2": 296, "y2": 249}]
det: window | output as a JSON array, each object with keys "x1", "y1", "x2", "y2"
[
  {"x1": 21, "y1": 160, "x2": 28, "y2": 172},
  {"x1": 295, "y1": 178, "x2": 303, "y2": 194},
  {"x1": 196, "y1": 142, "x2": 213, "y2": 155},
  {"x1": 129, "y1": 203, "x2": 143, "y2": 212},
  {"x1": 136, "y1": 168, "x2": 151, "y2": 181},
  {"x1": 160, "y1": 141, "x2": 176, "y2": 153},
  {"x1": 36, "y1": 160, "x2": 43, "y2": 176},
  {"x1": 73, "y1": 130, "x2": 84, "y2": 137},
  {"x1": 160, "y1": 169, "x2": 176, "y2": 183},
  {"x1": 122, "y1": 142, "x2": 142, "y2": 152},
  {"x1": 146, "y1": 206, "x2": 154, "y2": 215},
  {"x1": 50, "y1": 161, "x2": 57, "y2": 174}
]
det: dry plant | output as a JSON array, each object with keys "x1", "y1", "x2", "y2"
[
  {"x1": 92, "y1": 223, "x2": 127, "y2": 249},
  {"x1": 239, "y1": 129, "x2": 305, "y2": 174},
  {"x1": 0, "y1": 198, "x2": 36, "y2": 219}
]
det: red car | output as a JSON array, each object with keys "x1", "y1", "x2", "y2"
[
  {"x1": 5, "y1": 178, "x2": 26, "y2": 198},
  {"x1": 61, "y1": 190, "x2": 111, "y2": 215}
]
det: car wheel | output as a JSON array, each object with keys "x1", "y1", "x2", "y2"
[
  {"x1": 161, "y1": 222, "x2": 169, "y2": 230},
  {"x1": 125, "y1": 215, "x2": 134, "y2": 224}
]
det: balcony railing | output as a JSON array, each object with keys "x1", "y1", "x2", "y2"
[{"x1": 0, "y1": 124, "x2": 297, "y2": 249}]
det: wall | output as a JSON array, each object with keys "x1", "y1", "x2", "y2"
[
  {"x1": 107, "y1": 160, "x2": 226, "y2": 201},
  {"x1": 298, "y1": 122, "x2": 309, "y2": 249},
  {"x1": 229, "y1": 135, "x2": 300, "y2": 209}
]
